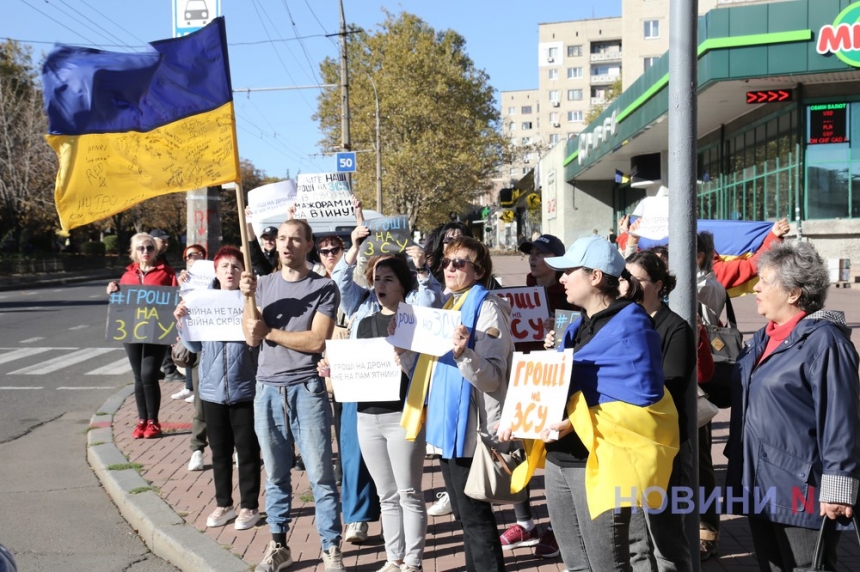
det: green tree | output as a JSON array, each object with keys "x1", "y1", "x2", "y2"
[
  {"x1": 315, "y1": 11, "x2": 513, "y2": 231},
  {"x1": 584, "y1": 77, "x2": 623, "y2": 125}
]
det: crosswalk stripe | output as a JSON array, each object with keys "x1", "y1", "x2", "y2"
[
  {"x1": 0, "y1": 386, "x2": 43, "y2": 390},
  {"x1": 0, "y1": 348, "x2": 55, "y2": 365},
  {"x1": 19, "y1": 337, "x2": 45, "y2": 344},
  {"x1": 57, "y1": 386, "x2": 116, "y2": 390},
  {"x1": 86, "y1": 358, "x2": 132, "y2": 376},
  {"x1": 68, "y1": 325, "x2": 89, "y2": 331},
  {"x1": 10, "y1": 348, "x2": 121, "y2": 375}
]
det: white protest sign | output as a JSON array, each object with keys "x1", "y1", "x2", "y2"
[
  {"x1": 326, "y1": 337, "x2": 402, "y2": 402},
  {"x1": 386, "y1": 303, "x2": 462, "y2": 357},
  {"x1": 180, "y1": 259, "x2": 215, "y2": 294},
  {"x1": 294, "y1": 172, "x2": 355, "y2": 219},
  {"x1": 180, "y1": 289, "x2": 245, "y2": 341},
  {"x1": 498, "y1": 349, "x2": 573, "y2": 440},
  {"x1": 630, "y1": 192, "x2": 669, "y2": 240},
  {"x1": 247, "y1": 180, "x2": 297, "y2": 239},
  {"x1": 494, "y1": 286, "x2": 550, "y2": 345}
]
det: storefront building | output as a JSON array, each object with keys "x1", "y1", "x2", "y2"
[{"x1": 543, "y1": 0, "x2": 860, "y2": 261}]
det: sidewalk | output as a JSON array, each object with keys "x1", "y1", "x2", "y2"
[{"x1": 88, "y1": 282, "x2": 860, "y2": 572}]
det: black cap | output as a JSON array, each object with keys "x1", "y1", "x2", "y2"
[
  {"x1": 518, "y1": 234, "x2": 565, "y2": 256},
  {"x1": 149, "y1": 229, "x2": 169, "y2": 240},
  {"x1": 261, "y1": 226, "x2": 279, "y2": 238}
]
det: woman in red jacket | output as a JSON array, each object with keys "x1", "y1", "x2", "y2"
[{"x1": 106, "y1": 233, "x2": 178, "y2": 439}]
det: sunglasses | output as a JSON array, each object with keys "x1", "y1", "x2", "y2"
[
  {"x1": 136, "y1": 245, "x2": 155, "y2": 252},
  {"x1": 185, "y1": 252, "x2": 204, "y2": 261},
  {"x1": 319, "y1": 247, "x2": 342, "y2": 256},
  {"x1": 441, "y1": 257, "x2": 474, "y2": 271}
]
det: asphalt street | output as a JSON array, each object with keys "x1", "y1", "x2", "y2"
[{"x1": 0, "y1": 280, "x2": 177, "y2": 571}]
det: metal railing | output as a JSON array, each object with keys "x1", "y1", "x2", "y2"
[{"x1": 590, "y1": 51, "x2": 622, "y2": 62}]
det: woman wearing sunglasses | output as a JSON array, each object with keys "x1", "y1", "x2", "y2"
[
  {"x1": 394, "y1": 236, "x2": 514, "y2": 572},
  {"x1": 106, "y1": 233, "x2": 178, "y2": 439}
]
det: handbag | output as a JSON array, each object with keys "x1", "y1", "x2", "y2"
[
  {"x1": 171, "y1": 343, "x2": 199, "y2": 369},
  {"x1": 793, "y1": 514, "x2": 860, "y2": 571},
  {"x1": 696, "y1": 386, "x2": 719, "y2": 428},
  {"x1": 464, "y1": 435, "x2": 527, "y2": 505},
  {"x1": 699, "y1": 294, "x2": 744, "y2": 408}
]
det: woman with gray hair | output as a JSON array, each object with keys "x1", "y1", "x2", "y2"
[{"x1": 725, "y1": 240, "x2": 860, "y2": 571}]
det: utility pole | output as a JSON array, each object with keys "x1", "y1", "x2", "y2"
[
  {"x1": 668, "y1": 0, "x2": 699, "y2": 568},
  {"x1": 338, "y1": 0, "x2": 352, "y2": 190},
  {"x1": 368, "y1": 75, "x2": 383, "y2": 212}
]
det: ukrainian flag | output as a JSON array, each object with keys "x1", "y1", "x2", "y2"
[{"x1": 42, "y1": 18, "x2": 239, "y2": 230}]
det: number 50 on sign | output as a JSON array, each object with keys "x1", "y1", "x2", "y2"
[{"x1": 498, "y1": 349, "x2": 573, "y2": 440}]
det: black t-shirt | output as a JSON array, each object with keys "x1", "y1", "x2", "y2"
[
  {"x1": 355, "y1": 312, "x2": 409, "y2": 415},
  {"x1": 545, "y1": 299, "x2": 639, "y2": 467}
]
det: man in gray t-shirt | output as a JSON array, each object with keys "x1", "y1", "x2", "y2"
[{"x1": 242, "y1": 219, "x2": 344, "y2": 572}]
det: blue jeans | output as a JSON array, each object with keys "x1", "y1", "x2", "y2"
[
  {"x1": 254, "y1": 379, "x2": 342, "y2": 549},
  {"x1": 341, "y1": 401, "x2": 380, "y2": 523}
]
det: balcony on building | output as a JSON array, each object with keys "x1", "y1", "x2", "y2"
[
  {"x1": 591, "y1": 73, "x2": 620, "y2": 85},
  {"x1": 590, "y1": 50, "x2": 622, "y2": 62}
]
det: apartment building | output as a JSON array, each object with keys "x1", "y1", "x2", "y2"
[{"x1": 499, "y1": 89, "x2": 541, "y2": 182}]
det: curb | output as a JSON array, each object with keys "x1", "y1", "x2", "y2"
[
  {"x1": 87, "y1": 385, "x2": 247, "y2": 572},
  {"x1": 0, "y1": 269, "x2": 119, "y2": 291}
]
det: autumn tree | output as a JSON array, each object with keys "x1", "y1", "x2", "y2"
[
  {"x1": 584, "y1": 77, "x2": 623, "y2": 125},
  {"x1": 0, "y1": 40, "x2": 58, "y2": 250},
  {"x1": 315, "y1": 11, "x2": 513, "y2": 231}
]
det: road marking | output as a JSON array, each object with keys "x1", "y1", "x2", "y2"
[
  {"x1": 10, "y1": 348, "x2": 121, "y2": 375},
  {"x1": 88, "y1": 295, "x2": 100, "y2": 298},
  {"x1": 0, "y1": 348, "x2": 55, "y2": 365},
  {"x1": 68, "y1": 325, "x2": 89, "y2": 331},
  {"x1": 57, "y1": 386, "x2": 115, "y2": 390},
  {"x1": 87, "y1": 358, "x2": 133, "y2": 376},
  {"x1": 0, "y1": 386, "x2": 43, "y2": 390},
  {"x1": 19, "y1": 337, "x2": 45, "y2": 344}
]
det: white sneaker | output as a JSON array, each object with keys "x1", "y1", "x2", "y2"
[
  {"x1": 206, "y1": 506, "x2": 236, "y2": 527},
  {"x1": 377, "y1": 562, "x2": 402, "y2": 572},
  {"x1": 256, "y1": 541, "x2": 292, "y2": 572},
  {"x1": 171, "y1": 388, "x2": 193, "y2": 400},
  {"x1": 234, "y1": 508, "x2": 261, "y2": 530},
  {"x1": 188, "y1": 450, "x2": 204, "y2": 471},
  {"x1": 185, "y1": 394, "x2": 195, "y2": 403},
  {"x1": 344, "y1": 521, "x2": 368, "y2": 544},
  {"x1": 322, "y1": 545, "x2": 345, "y2": 572},
  {"x1": 427, "y1": 492, "x2": 452, "y2": 516}
]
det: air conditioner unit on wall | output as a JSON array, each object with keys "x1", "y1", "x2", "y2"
[
  {"x1": 551, "y1": 101, "x2": 560, "y2": 107},
  {"x1": 552, "y1": 122, "x2": 560, "y2": 127},
  {"x1": 547, "y1": 57, "x2": 555, "y2": 63}
]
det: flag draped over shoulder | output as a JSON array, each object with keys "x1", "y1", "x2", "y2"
[{"x1": 42, "y1": 17, "x2": 239, "y2": 230}]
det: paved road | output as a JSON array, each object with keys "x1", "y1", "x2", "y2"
[{"x1": 0, "y1": 280, "x2": 177, "y2": 571}]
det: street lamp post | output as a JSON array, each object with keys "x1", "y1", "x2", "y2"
[{"x1": 368, "y1": 76, "x2": 383, "y2": 213}]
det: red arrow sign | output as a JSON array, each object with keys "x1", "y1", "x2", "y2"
[
  {"x1": 778, "y1": 90, "x2": 789, "y2": 101},
  {"x1": 746, "y1": 89, "x2": 793, "y2": 104},
  {"x1": 747, "y1": 92, "x2": 757, "y2": 103}
]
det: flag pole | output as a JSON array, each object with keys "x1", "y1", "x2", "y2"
[{"x1": 235, "y1": 182, "x2": 260, "y2": 319}]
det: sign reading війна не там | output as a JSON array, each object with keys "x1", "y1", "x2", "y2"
[{"x1": 106, "y1": 285, "x2": 180, "y2": 345}]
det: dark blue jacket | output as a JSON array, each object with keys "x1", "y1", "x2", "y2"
[
  {"x1": 725, "y1": 310, "x2": 860, "y2": 529},
  {"x1": 183, "y1": 338, "x2": 258, "y2": 405}
]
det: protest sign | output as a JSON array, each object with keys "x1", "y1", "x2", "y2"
[
  {"x1": 106, "y1": 285, "x2": 180, "y2": 345},
  {"x1": 494, "y1": 286, "x2": 550, "y2": 344},
  {"x1": 179, "y1": 290, "x2": 245, "y2": 341},
  {"x1": 386, "y1": 303, "x2": 462, "y2": 357},
  {"x1": 294, "y1": 172, "x2": 354, "y2": 219},
  {"x1": 498, "y1": 349, "x2": 573, "y2": 439},
  {"x1": 553, "y1": 309, "x2": 580, "y2": 348},
  {"x1": 247, "y1": 179, "x2": 297, "y2": 238},
  {"x1": 630, "y1": 191, "x2": 669, "y2": 240},
  {"x1": 360, "y1": 215, "x2": 415, "y2": 257},
  {"x1": 179, "y1": 259, "x2": 215, "y2": 294},
  {"x1": 325, "y1": 338, "x2": 402, "y2": 402}
]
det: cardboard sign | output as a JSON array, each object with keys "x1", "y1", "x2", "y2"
[
  {"x1": 247, "y1": 179, "x2": 297, "y2": 238},
  {"x1": 498, "y1": 350, "x2": 574, "y2": 439},
  {"x1": 179, "y1": 289, "x2": 245, "y2": 341},
  {"x1": 179, "y1": 259, "x2": 215, "y2": 294},
  {"x1": 360, "y1": 215, "x2": 415, "y2": 258},
  {"x1": 386, "y1": 303, "x2": 462, "y2": 357},
  {"x1": 294, "y1": 172, "x2": 355, "y2": 219},
  {"x1": 494, "y1": 286, "x2": 550, "y2": 343},
  {"x1": 553, "y1": 310, "x2": 580, "y2": 348},
  {"x1": 326, "y1": 338, "x2": 402, "y2": 402},
  {"x1": 106, "y1": 285, "x2": 180, "y2": 345}
]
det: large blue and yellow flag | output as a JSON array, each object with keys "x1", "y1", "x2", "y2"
[{"x1": 42, "y1": 18, "x2": 239, "y2": 230}]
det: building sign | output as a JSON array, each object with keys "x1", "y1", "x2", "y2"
[
  {"x1": 745, "y1": 90, "x2": 792, "y2": 104},
  {"x1": 577, "y1": 110, "x2": 617, "y2": 165},
  {"x1": 808, "y1": 103, "x2": 849, "y2": 145},
  {"x1": 817, "y1": 2, "x2": 860, "y2": 67}
]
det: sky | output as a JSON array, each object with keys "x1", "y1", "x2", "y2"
[{"x1": 5, "y1": 0, "x2": 621, "y2": 180}]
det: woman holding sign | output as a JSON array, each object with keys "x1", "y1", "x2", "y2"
[
  {"x1": 394, "y1": 236, "x2": 514, "y2": 572},
  {"x1": 106, "y1": 232, "x2": 177, "y2": 439},
  {"x1": 174, "y1": 246, "x2": 262, "y2": 531}
]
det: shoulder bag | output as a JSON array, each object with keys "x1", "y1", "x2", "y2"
[
  {"x1": 793, "y1": 514, "x2": 860, "y2": 571},
  {"x1": 464, "y1": 399, "x2": 527, "y2": 505},
  {"x1": 171, "y1": 343, "x2": 198, "y2": 370},
  {"x1": 699, "y1": 293, "x2": 744, "y2": 409}
]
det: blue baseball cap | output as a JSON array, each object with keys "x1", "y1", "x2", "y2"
[{"x1": 544, "y1": 235, "x2": 626, "y2": 278}]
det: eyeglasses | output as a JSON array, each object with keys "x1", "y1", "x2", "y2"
[
  {"x1": 441, "y1": 257, "x2": 474, "y2": 271},
  {"x1": 185, "y1": 252, "x2": 204, "y2": 261},
  {"x1": 136, "y1": 245, "x2": 155, "y2": 252},
  {"x1": 319, "y1": 247, "x2": 342, "y2": 257}
]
